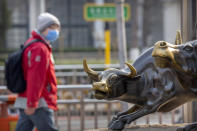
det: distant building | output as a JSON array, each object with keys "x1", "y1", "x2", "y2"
[{"x1": 4, "y1": 0, "x2": 180, "y2": 52}]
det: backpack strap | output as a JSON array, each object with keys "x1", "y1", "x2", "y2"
[
  {"x1": 22, "y1": 39, "x2": 48, "y2": 51},
  {"x1": 22, "y1": 39, "x2": 39, "y2": 51}
]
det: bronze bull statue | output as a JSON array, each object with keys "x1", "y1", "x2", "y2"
[{"x1": 83, "y1": 31, "x2": 197, "y2": 131}]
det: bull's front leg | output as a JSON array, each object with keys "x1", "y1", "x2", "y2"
[
  {"x1": 176, "y1": 122, "x2": 197, "y2": 131},
  {"x1": 108, "y1": 106, "x2": 156, "y2": 130},
  {"x1": 108, "y1": 105, "x2": 141, "y2": 129},
  {"x1": 109, "y1": 92, "x2": 175, "y2": 130}
]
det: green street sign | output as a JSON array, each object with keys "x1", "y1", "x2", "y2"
[{"x1": 83, "y1": 3, "x2": 131, "y2": 22}]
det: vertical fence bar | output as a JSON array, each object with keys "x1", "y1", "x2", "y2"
[
  {"x1": 107, "y1": 103, "x2": 111, "y2": 124},
  {"x1": 67, "y1": 104, "x2": 71, "y2": 131},
  {"x1": 94, "y1": 103, "x2": 98, "y2": 129},
  {"x1": 80, "y1": 91, "x2": 85, "y2": 131},
  {"x1": 54, "y1": 111, "x2": 59, "y2": 129},
  {"x1": 133, "y1": 121, "x2": 137, "y2": 125},
  {"x1": 146, "y1": 115, "x2": 150, "y2": 124},
  {"x1": 72, "y1": 69, "x2": 77, "y2": 84},
  {"x1": 171, "y1": 110, "x2": 175, "y2": 124},
  {"x1": 159, "y1": 113, "x2": 162, "y2": 124},
  {"x1": 182, "y1": 105, "x2": 184, "y2": 123}
]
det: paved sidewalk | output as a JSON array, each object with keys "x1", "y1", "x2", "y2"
[{"x1": 85, "y1": 124, "x2": 189, "y2": 131}]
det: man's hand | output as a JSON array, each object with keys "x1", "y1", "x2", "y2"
[{"x1": 25, "y1": 107, "x2": 36, "y2": 115}]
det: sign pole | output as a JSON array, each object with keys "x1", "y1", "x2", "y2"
[
  {"x1": 115, "y1": 0, "x2": 128, "y2": 110},
  {"x1": 105, "y1": 22, "x2": 111, "y2": 66}
]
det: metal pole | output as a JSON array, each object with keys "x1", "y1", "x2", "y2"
[
  {"x1": 115, "y1": 0, "x2": 128, "y2": 111},
  {"x1": 181, "y1": 0, "x2": 191, "y2": 123},
  {"x1": 129, "y1": 0, "x2": 142, "y2": 61},
  {"x1": 137, "y1": 0, "x2": 144, "y2": 51},
  {"x1": 191, "y1": 0, "x2": 197, "y2": 122},
  {"x1": 115, "y1": 0, "x2": 127, "y2": 69},
  {"x1": 93, "y1": 0, "x2": 105, "y2": 48},
  {"x1": 181, "y1": 0, "x2": 189, "y2": 43},
  {"x1": 181, "y1": 0, "x2": 196, "y2": 123},
  {"x1": 29, "y1": 0, "x2": 45, "y2": 33}
]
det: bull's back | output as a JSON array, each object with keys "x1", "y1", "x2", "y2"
[{"x1": 132, "y1": 47, "x2": 155, "y2": 74}]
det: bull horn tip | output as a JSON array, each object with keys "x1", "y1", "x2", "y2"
[
  {"x1": 175, "y1": 30, "x2": 182, "y2": 45},
  {"x1": 125, "y1": 62, "x2": 137, "y2": 77},
  {"x1": 125, "y1": 62, "x2": 129, "y2": 66},
  {"x1": 83, "y1": 59, "x2": 88, "y2": 72},
  {"x1": 83, "y1": 58, "x2": 87, "y2": 63},
  {"x1": 83, "y1": 59, "x2": 88, "y2": 67}
]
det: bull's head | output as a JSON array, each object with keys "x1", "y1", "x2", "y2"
[
  {"x1": 83, "y1": 59, "x2": 139, "y2": 99},
  {"x1": 152, "y1": 31, "x2": 197, "y2": 76}
]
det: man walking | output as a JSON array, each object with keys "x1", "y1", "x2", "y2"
[{"x1": 14, "y1": 12, "x2": 60, "y2": 131}]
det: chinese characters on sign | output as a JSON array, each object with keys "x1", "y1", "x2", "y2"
[{"x1": 84, "y1": 3, "x2": 130, "y2": 21}]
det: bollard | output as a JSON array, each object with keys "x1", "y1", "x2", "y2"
[{"x1": 0, "y1": 94, "x2": 18, "y2": 131}]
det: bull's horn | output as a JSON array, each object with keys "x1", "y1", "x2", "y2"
[
  {"x1": 83, "y1": 59, "x2": 99, "y2": 81},
  {"x1": 175, "y1": 30, "x2": 182, "y2": 45},
  {"x1": 125, "y1": 62, "x2": 137, "y2": 77}
]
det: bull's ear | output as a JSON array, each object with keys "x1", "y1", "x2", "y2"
[
  {"x1": 83, "y1": 59, "x2": 99, "y2": 81},
  {"x1": 194, "y1": 41, "x2": 197, "y2": 52},
  {"x1": 125, "y1": 75, "x2": 141, "y2": 87},
  {"x1": 130, "y1": 75, "x2": 141, "y2": 80},
  {"x1": 175, "y1": 30, "x2": 182, "y2": 45},
  {"x1": 121, "y1": 75, "x2": 141, "y2": 81}
]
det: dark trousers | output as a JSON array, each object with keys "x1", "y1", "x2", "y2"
[{"x1": 15, "y1": 107, "x2": 58, "y2": 131}]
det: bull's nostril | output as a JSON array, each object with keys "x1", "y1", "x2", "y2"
[{"x1": 160, "y1": 42, "x2": 166, "y2": 47}]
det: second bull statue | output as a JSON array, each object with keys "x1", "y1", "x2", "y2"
[{"x1": 83, "y1": 31, "x2": 197, "y2": 131}]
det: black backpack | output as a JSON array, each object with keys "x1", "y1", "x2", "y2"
[{"x1": 5, "y1": 39, "x2": 39, "y2": 93}]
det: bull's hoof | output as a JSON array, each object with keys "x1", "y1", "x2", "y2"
[
  {"x1": 108, "y1": 120, "x2": 126, "y2": 130},
  {"x1": 108, "y1": 116, "x2": 118, "y2": 128},
  {"x1": 176, "y1": 127, "x2": 184, "y2": 131},
  {"x1": 176, "y1": 122, "x2": 197, "y2": 131}
]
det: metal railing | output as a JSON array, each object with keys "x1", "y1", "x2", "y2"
[
  {"x1": 56, "y1": 85, "x2": 118, "y2": 131},
  {"x1": 54, "y1": 99, "x2": 118, "y2": 131},
  {"x1": 0, "y1": 85, "x2": 121, "y2": 131},
  {"x1": 0, "y1": 64, "x2": 120, "y2": 85},
  {"x1": 0, "y1": 64, "x2": 120, "y2": 71},
  {"x1": 0, "y1": 85, "x2": 184, "y2": 131}
]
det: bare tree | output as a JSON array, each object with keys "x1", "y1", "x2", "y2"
[{"x1": 0, "y1": 0, "x2": 12, "y2": 49}]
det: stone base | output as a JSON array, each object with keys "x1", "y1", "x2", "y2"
[{"x1": 86, "y1": 124, "x2": 188, "y2": 131}]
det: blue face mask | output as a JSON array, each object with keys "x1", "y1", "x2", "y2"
[{"x1": 45, "y1": 29, "x2": 59, "y2": 42}]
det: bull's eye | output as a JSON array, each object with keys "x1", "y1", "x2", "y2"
[
  {"x1": 109, "y1": 74, "x2": 118, "y2": 84},
  {"x1": 184, "y1": 45, "x2": 193, "y2": 52}
]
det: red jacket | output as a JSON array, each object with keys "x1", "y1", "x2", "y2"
[{"x1": 19, "y1": 31, "x2": 58, "y2": 110}]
